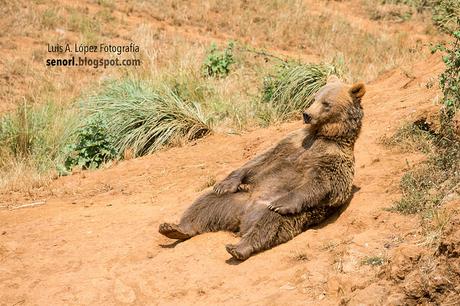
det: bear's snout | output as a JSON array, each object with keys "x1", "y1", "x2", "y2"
[{"x1": 303, "y1": 112, "x2": 311, "y2": 124}]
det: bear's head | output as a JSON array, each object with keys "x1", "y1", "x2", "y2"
[{"x1": 302, "y1": 76, "x2": 365, "y2": 145}]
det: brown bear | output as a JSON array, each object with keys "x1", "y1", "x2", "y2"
[{"x1": 159, "y1": 76, "x2": 365, "y2": 261}]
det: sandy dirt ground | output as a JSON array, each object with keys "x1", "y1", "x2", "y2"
[{"x1": 0, "y1": 54, "x2": 449, "y2": 305}]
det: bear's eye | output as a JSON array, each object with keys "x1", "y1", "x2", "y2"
[{"x1": 322, "y1": 101, "x2": 331, "y2": 108}]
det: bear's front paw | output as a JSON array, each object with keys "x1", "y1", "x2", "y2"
[
  {"x1": 213, "y1": 178, "x2": 241, "y2": 195},
  {"x1": 268, "y1": 200, "x2": 301, "y2": 215}
]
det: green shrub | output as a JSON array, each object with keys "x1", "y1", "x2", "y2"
[
  {"x1": 431, "y1": 0, "x2": 460, "y2": 33},
  {"x1": 84, "y1": 79, "x2": 212, "y2": 157},
  {"x1": 202, "y1": 42, "x2": 235, "y2": 78},
  {"x1": 64, "y1": 114, "x2": 116, "y2": 170},
  {"x1": 437, "y1": 27, "x2": 460, "y2": 128},
  {"x1": 259, "y1": 62, "x2": 339, "y2": 122}
]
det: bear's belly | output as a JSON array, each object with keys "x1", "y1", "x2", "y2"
[
  {"x1": 246, "y1": 161, "x2": 305, "y2": 208},
  {"x1": 251, "y1": 159, "x2": 307, "y2": 193}
]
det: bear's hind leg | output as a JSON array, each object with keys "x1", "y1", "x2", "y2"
[
  {"x1": 226, "y1": 209, "x2": 304, "y2": 260},
  {"x1": 159, "y1": 192, "x2": 247, "y2": 240}
]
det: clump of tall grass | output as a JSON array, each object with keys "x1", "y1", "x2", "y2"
[
  {"x1": 259, "y1": 62, "x2": 339, "y2": 123},
  {"x1": 0, "y1": 101, "x2": 79, "y2": 190},
  {"x1": 0, "y1": 101, "x2": 78, "y2": 169},
  {"x1": 83, "y1": 79, "x2": 212, "y2": 158}
]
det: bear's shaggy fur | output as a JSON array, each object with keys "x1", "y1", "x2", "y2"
[{"x1": 159, "y1": 76, "x2": 365, "y2": 260}]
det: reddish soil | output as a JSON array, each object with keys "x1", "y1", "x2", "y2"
[{"x1": 3, "y1": 54, "x2": 459, "y2": 305}]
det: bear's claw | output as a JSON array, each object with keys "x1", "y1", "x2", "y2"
[
  {"x1": 213, "y1": 179, "x2": 241, "y2": 195},
  {"x1": 267, "y1": 202, "x2": 300, "y2": 215}
]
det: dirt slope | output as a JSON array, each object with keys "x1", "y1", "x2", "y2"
[{"x1": 0, "y1": 55, "x2": 447, "y2": 305}]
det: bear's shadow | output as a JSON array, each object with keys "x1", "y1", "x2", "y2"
[
  {"x1": 159, "y1": 185, "x2": 361, "y2": 264},
  {"x1": 313, "y1": 184, "x2": 360, "y2": 229}
]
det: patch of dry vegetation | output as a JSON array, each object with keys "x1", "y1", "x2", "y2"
[
  {"x1": 138, "y1": 0, "x2": 429, "y2": 81},
  {"x1": 384, "y1": 26, "x2": 459, "y2": 249}
]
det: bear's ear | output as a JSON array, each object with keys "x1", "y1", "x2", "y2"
[
  {"x1": 349, "y1": 83, "x2": 366, "y2": 101},
  {"x1": 327, "y1": 75, "x2": 340, "y2": 84}
]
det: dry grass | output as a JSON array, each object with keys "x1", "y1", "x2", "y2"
[
  {"x1": 420, "y1": 208, "x2": 452, "y2": 246},
  {"x1": 0, "y1": 157, "x2": 56, "y2": 193},
  {"x1": 196, "y1": 175, "x2": 217, "y2": 192},
  {"x1": 137, "y1": 0, "x2": 431, "y2": 81},
  {"x1": 384, "y1": 119, "x2": 459, "y2": 244},
  {"x1": 291, "y1": 251, "x2": 309, "y2": 262},
  {"x1": 380, "y1": 121, "x2": 436, "y2": 154},
  {"x1": 0, "y1": 101, "x2": 80, "y2": 192}
]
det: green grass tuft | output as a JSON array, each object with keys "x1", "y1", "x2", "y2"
[
  {"x1": 83, "y1": 79, "x2": 212, "y2": 158},
  {"x1": 361, "y1": 256, "x2": 386, "y2": 266},
  {"x1": 259, "y1": 62, "x2": 339, "y2": 123}
]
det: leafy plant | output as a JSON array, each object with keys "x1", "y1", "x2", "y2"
[
  {"x1": 202, "y1": 42, "x2": 235, "y2": 78},
  {"x1": 431, "y1": 0, "x2": 460, "y2": 33},
  {"x1": 64, "y1": 114, "x2": 116, "y2": 170},
  {"x1": 432, "y1": 22, "x2": 460, "y2": 132}
]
